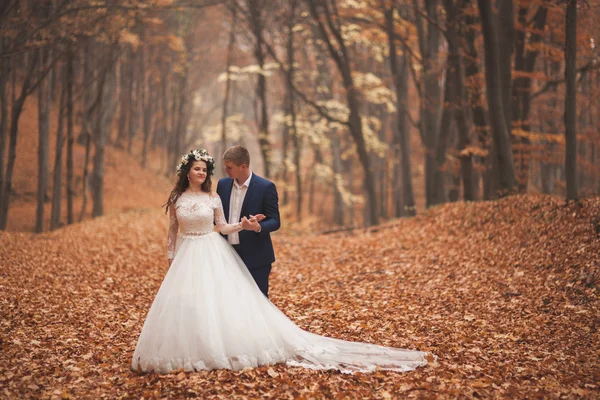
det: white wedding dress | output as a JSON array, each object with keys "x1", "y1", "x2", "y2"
[{"x1": 131, "y1": 191, "x2": 434, "y2": 374}]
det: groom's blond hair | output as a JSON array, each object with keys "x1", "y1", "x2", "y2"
[{"x1": 223, "y1": 145, "x2": 250, "y2": 166}]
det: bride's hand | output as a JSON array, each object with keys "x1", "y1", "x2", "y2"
[{"x1": 250, "y1": 214, "x2": 266, "y2": 222}]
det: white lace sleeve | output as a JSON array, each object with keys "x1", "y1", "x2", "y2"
[
  {"x1": 212, "y1": 195, "x2": 243, "y2": 235},
  {"x1": 167, "y1": 205, "x2": 179, "y2": 260}
]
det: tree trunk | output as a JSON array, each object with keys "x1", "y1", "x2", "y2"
[
  {"x1": 281, "y1": 0, "x2": 302, "y2": 217},
  {"x1": 127, "y1": 50, "x2": 136, "y2": 154},
  {"x1": 174, "y1": 71, "x2": 189, "y2": 162},
  {"x1": 0, "y1": 51, "x2": 39, "y2": 230},
  {"x1": 332, "y1": 132, "x2": 344, "y2": 225},
  {"x1": 280, "y1": 1, "x2": 295, "y2": 205},
  {"x1": 413, "y1": 0, "x2": 444, "y2": 208},
  {"x1": 248, "y1": 3, "x2": 271, "y2": 178},
  {"x1": 36, "y1": 48, "x2": 51, "y2": 232},
  {"x1": 477, "y1": 0, "x2": 517, "y2": 194},
  {"x1": 565, "y1": 0, "x2": 577, "y2": 200},
  {"x1": 513, "y1": 5, "x2": 548, "y2": 192},
  {"x1": 159, "y1": 67, "x2": 170, "y2": 175},
  {"x1": 287, "y1": 1, "x2": 301, "y2": 218},
  {"x1": 443, "y1": 0, "x2": 475, "y2": 201},
  {"x1": 280, "y1": 96, "x2": 290, "y2": 205},
  {"x1": 397, "y1": 53, "x2": 415, "y2": 216},
  {"x1": 433, "y1": 64, "x2": 455, "y2": 204},
  {"x1": 50, "y1": 72, "x2": 66, "y2": 231},
  {"x1": 463, "y1": 0, "x2": 489, "y2": 199},
  {"x1": 497, "y1": 0, "x2": 514, "y2": 136},
  {"x1": 385, "y1": 6, "x2": 416, "y2": 217},
  {"x1": 305, "y1": 0, "x2": 379, "y2": 225},
  {"x1": 141, "y1": 46, "x2": 152, "y2": 168},
  {"x1": 378, "y1": 111, "x2": 387, "y2": 219},
  {"x1": 79, "y1": 41, "x2": 95, "y2": 221},
  {"x1": 168, "y1": 79, "x2": 179, "y2": 173},
  {"x1": 540, "y1": 57, "x2": 559, "y2": 195},
  {"x1": 116, "y1": 47, "x2": 129, "y2": 148},
  {"x1": 221, "y1": 5, "x2": 237, "y2": 158},
  {"x1": 0, "y1": 39, "x2": 8, "y2": 213},
  {"x1": 308, "y1": 147, "x2": 322, "y2": 215},
  {"x1": 66, "y1": 48, "x2": 75, "y2": 225},
  {"x1": 92, "y1": 44, "x2": 118, "y2": 217}
]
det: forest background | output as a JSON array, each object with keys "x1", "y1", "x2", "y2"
[{"x1": 0, "y1": 0, "x2": 598, "y2": 233}]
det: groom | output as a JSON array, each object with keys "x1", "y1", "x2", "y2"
[{"x1": 217, "y1": 145, "x2": 281, "y2": 298}]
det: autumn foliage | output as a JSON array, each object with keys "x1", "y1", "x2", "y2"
[{"x1": 1, "y1": 194, "x2": 599, "y2": 398}]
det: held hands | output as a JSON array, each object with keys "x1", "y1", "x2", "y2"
[{"x1": 240, "y1": 214, "x2": 265, "y2": 232}]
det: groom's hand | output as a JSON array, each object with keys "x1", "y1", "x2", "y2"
[
  {"x1": 241, "y1": 216, "x2": 261, "y2": 232},
  {"x1": 250, "y1": 214, "x2": 266, "y2": 222}
]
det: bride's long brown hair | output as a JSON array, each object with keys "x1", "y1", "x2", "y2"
[{"x1": 164, "y1": 157, "x2": 214, "y2": 213}]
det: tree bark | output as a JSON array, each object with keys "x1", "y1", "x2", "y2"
[
  {"x1": 127, "y1": 49, "x2": 136, "y2": 154},
  {"x1": 565, "y1": 0, "x2": 577, "y2": 200},
  {"x1": 384, "y1": 6, "x2": 416, "y2": 216},
  {"x1": 305, "y1": 0, "x2": 379, "y2": 226},
  {"x1": 332, "y1": 132, "x2": 344, "y2": 225},
  {"x1": 79, "y1": 41, "x2": 95, "y2": 221},
  {"x1": 280, "y1": 1, "x2": 294, "y2": 205},
  {"x1": 497, "y1": 0, "x2": 514, "y2": 135},
  {"x1": 463, "y1": 0, "x2": 489, "y2": 200},
  {"x1": 66, "y1": 47, "x2": 75, "y2": 225},
  {"x1": 443, "y1": 0, "x2": 475, "y2": 201},
  {"x1": 221, "y1": 4, "x2": 237, "y2": 158},
  {"x1": 477, "y1": 0, "x2": 517, "y2": 194},
  {"x1": 512, "y1": 5, "x2": 548, "y2": 192},
  {"x1": 116, "y1": 47, "x2": 130, "y2": 148},
  {"x1": 286, "y1": 0, "x2": 301, "y2": 217},
  {"x1": 413, "y1": 0, "x2": 444, "y2": 208},
  {"x1": 0, "y1": 51, "x2": 40, "y2": 230},
  {"x1": 433, "y1": 64, "x2": 456, "y2": 204},
  {"x1": 37, "y1": 48, "x2": 51, "y2": 232},
  {"x1": 248, "y1": 1, "x2": 271, "y2": 178},
  {"x1": 91, "y1": 44, "x2": 118, "y2": 218},
  {"x1": 0, "y1": 39, "x2": 9, "y2": 212},
  {"x1": 141, "y1": 45, "x2": 152, "y2": 168},
  {"x1": 50, "y1": 70, "x2": 66, "y2": 231}
]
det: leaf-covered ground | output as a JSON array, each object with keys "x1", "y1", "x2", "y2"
[{"x1": 1, "y1": 194, "x2": 599, "y2": 399}]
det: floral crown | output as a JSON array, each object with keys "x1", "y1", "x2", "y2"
[{"x1": 176, "y1": 149, "x2": 215, "y2": 176}]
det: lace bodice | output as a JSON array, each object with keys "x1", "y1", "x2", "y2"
[{"x1": 167, "y1": 192, "x2": 242, "y2": 259}]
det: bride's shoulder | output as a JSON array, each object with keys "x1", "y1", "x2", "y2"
[{"x1": 209, "y1": 191, "x2": 221, "y2": 200}]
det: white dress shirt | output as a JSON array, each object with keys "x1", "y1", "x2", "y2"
[{"x1": 228, "y1": 172, "x2": 253, "y2": 245}]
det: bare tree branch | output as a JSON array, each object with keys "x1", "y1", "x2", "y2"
[
  {"x1": 530, "y1": 60, "x2": 600, "y2": 100},
  {"x1": 261, "y1": 37, "x2": 349, "y2": 126}
]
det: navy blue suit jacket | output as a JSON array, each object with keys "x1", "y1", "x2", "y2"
[{"x1": 216, "y1": 174, "x2": 280, "y2": 269}]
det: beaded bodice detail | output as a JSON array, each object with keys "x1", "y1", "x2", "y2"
[
  {"x1": 167, "y1": 191, "x2": 241, "y2": 259},
  {"x1": 176, "y1": 192, "x2": 223, "y2": 235}
]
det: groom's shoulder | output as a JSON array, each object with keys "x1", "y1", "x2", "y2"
[
  {"x1": 216, "y1": 177, "x2": 232, "y2": 192},
  {"x1": 217, "y1": 177, "x2": 232, "y2": 186},
  {"x1": 253, "y1": 174, "x2": 276, "y2": 188}
]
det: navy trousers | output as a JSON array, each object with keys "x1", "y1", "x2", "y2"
[
  {"x1": 248, "y1": 264, "x2": 272, "y2": 298},
  {"x1": 232, "y1": 245, "x2": 271, "y2": 298}
]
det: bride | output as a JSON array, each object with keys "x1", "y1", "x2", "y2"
[{"x1": 131, "y1": 149, "x2": 435, "y2": 374}]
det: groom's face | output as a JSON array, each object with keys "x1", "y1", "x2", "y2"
[{"x1": 224, "y1": 161, "x2": 246, "y2": 180}]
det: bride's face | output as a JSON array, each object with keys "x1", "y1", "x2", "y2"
[{"x1": 187, "y1": 161, "x2": 208, "y2": 187}]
